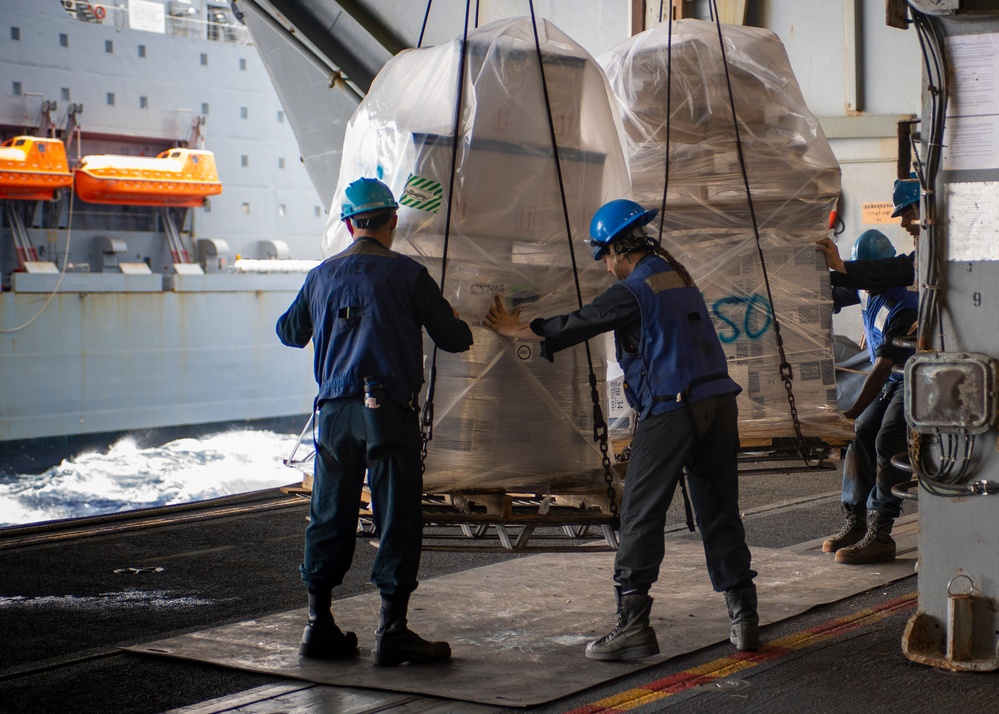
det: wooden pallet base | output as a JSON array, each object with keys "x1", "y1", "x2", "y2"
[{"x1": 389, "y1": 492, "x2": 620, "y2": 552}]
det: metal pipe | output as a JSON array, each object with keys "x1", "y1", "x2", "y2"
[
  {"x1": 844, "y1": 0, "x2": 863, "y2": 114},
  {"x1": 248, "y1": 0, "x2": 405, "y2": 92},
  {"x1": 239, "y1": 0, "x2": 364, "y2": 102}
]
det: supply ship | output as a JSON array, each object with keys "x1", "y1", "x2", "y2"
[{"x1": 0, "y1": 0, "x2": 327, "y2": 471}]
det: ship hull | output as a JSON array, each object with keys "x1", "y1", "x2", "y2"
[
  {"x1": 0, "y1": 270, "x2": 316, "y2": 472},
  {"x1": 0, "y1": 1, "x2": 326, "y2": 467}
]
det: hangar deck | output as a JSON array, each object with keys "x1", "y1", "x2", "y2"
[{"x1": 1, "y1": 461, "x2": 995, "y2": 714}]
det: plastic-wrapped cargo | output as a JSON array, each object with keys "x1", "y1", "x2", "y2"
[
  {"x1": 323, "y1": 18, "x2": 631, "y2": 493},
  {"x1": 599, "y1": 20, "x2": 851, "y2": 441}
]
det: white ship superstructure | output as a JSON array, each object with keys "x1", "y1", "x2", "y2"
[{"x1": 0, "y1": 0, "x2": 325, "y2": 470}]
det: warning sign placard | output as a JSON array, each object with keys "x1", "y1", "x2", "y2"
[
  {"x1": 862, "y1": 201, "x2": 896, "y2": 225},
  {"x1": 399, "y1": 174, "x2": 443, "y2": 214}
]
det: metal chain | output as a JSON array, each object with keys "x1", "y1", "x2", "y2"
[
  {"x1": 588, "y1": 376, "x2": 619, "y2": 524},
  {"x1": 419, "y1": 399, "x2": 434, "y2": 475},
  {"x1": 709, "y1": 1, "x2": 813, "y2": 466},
  {"x1": 527, "y1": 1, "x2": 618, "y2": 524},
  {"x1": 599, "y1": 436, "x2": 618, "y2": 524},
  {"x1": 778, "y1": 360, "x2": 811, "y2": 464},
  {"x1": 581, "y1": 368, "x2": 619, "y2": 513}
]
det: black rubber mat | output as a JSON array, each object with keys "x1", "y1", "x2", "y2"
[{"x1": 127, "y1": 520, "x2": 917, "y2": 708}]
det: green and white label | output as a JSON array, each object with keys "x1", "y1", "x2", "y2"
[{"x1": 399, "y1": 174, "x2": 443, "y2": 214}]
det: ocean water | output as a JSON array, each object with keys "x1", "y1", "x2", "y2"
[{"x1": 0, "y1": 430, "x2": 308, "y2": 527}]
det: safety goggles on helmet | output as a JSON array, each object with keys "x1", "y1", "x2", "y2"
[{"x1": 589, "y1": 226, "x2": 651, "y2": 260}]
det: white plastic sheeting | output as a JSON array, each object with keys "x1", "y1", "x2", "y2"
[
  {"x1": 321, "y1": 17, "x2": 850, "y2": 494},
  {"x1": 324, "y1": 18, "x2": 631, "y2": 492},
  {"x1": 599, "y1": 19, "x2": 850, "y2": 442}
]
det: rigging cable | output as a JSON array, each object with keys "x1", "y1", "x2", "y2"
[
  {"x1": 650, "y1": 4, "x2": 696, "y2": 531},
  {"x1": 910, "y1": 5, "x2": 946, "y2": 353},
  {"x1": 654, "y1": 4, "x2": 674, "y2": 247},
  {"x1": 417, "y1": 0, "x2": 433, "y2": 48},
  {"x1": 419, "y1": 0, "x2": 473, "y2": 472},
  {"x1": 528, "y1": 0, "x2": 619, "y2": 525},
  {"x1": 707, "y1": 0, "x2": 815, "y2": 465},
  {"x1": 904, "y1": 3, "x2": 987, "y2": 497}
]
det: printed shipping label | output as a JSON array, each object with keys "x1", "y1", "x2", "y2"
[{"x1": 400, "y1": 174, "x2": 444, "y2": 213}]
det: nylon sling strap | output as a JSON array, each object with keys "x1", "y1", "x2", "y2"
[
  {"x1": 707, "y1": 0, "x2": 817, "y2": 467},
  {"x1": 418, "y1": 0, "x2": 473, "y2": 473},
  {"x1": 529, "y1": 0, "x2": 619, "y2": 526}
]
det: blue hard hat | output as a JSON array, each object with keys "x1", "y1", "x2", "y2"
[
  {"x1": 891, "y1": 178, "x2": 919, "y2": 218},
  {"x1": 340, "y1": 177, "x2": 398, "y2": 220},
  {"x1": 852, "y1": 229, "x2": 896, "y2": 261},
  {"x1": 589, "y1": 199, "x2": 659, "y2": 260}
]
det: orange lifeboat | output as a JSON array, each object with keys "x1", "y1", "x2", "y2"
[
  {"x1": 0, "y1": 136, "x2": 74, "y2": 201},
  {"x1": 73, "y1": 148, "x2": 223, "y2": 207}
]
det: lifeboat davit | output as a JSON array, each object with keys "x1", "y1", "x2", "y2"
[
  {"x1": 73, "y1": 148, "x2": 223, "y2": 207},
  {"x1": 0, "y1": 136, "x2": 74, "y2": 201}
]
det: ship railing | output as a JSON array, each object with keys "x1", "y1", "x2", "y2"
[
  {"x1": 60, "y1": 0, "x2": 252, "y2": 46},
  {"x1": 229, "y1": 259, "x2": 320, "y2": 274}
]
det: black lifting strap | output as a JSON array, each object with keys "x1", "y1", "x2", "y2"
[
  {"x1": 708, "y1": 0, "x2": 816, "y2": 467},
  {"x1": 418, "y1": 0, "x2": 473, "y2": 473},
  {"x1": 655, "y1": 6, "x2": 694, "y2": 531},
  {"x1": 529, "y1": 1, "x2": 619, "y2": 526}
]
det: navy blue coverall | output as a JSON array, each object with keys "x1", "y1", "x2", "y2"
[
  {"x1": 277, "y1": 237, "x2": 472, "y2": 599},
  {"x1": 530, "y1": 253, "x2": 756, "y2": 595}
]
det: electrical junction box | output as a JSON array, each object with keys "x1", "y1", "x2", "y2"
[{"x1": 905, "y1": 352, "x2": 997, "y2": 434}]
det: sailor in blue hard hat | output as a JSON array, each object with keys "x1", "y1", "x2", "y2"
[
  {"x1": 484, "y1": 198, "x2": 759, "y2": 660},
  {"x1": 891, "y1": 177, "x2": 920, "y2": 240},
  {"x1": 815, "y1": 177, "x2": 919, "y2": 291},
  {"x1": 820, "y1": 228, "x2": 917, "y2": 565},
  {"x1": 587, "y1": 198, "x2": 660, "y2": 262},
  {"x1": 851, "y1": 228, "x2": 897, "y2": 261},
  {"x1": 277, "y1": 176, "x2": 472, "y2": 666},
  {"x1": 339, "y1": 176, "x2": 400, "y2": 235}
]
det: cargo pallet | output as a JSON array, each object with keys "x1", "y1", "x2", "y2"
[
  {"x1": 284, "y1": 434, "x2": 850, "y2": 552},
  {"x1": 415, "y1": 491, "x2": 620, "y2": 553}
]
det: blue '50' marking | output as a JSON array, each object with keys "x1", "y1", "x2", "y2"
[{"x1": 712, "y1": 294, "x2": 773, "y2": 343}]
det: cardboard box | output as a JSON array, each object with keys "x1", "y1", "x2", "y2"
[
  {"x1": 465, "y1": 39, "x2": 588, "y2": 150},
  {"x1": 405, "y1": 133, "x2": 606, "y2": 243}
]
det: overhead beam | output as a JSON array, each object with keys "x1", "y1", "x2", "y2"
[{"x1": 249, "y1": 0, "x2": 407, "y2": 92}]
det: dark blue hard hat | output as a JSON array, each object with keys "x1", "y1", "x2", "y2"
[
  {"x1": 891, "y1": 178, "x2": 919, "y2": 218},
  {"x1": 852, "y1": 229, "x2": 896, "y2": 261}
]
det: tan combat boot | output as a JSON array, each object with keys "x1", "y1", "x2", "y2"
[
  {"x1": 822, "y1": 503, "x2": 867, "y2": 553},
  {"x1": 835, "y1": 510, "x2": 896, "y2": 564}
]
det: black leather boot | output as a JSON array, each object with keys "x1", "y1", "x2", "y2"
[
  {"x1": 585, "y1": 586, "x2": 659, "y2": 661},
  {"x1": 822, "y1": 503, "x2": 867, "y2": 553},
  {"x1": 724, "y1": 583, "x2": 760, "y2": 651},
  {"x1": 372, "y1": 597, "x2": 451, "y2": 666},
  {"x1": 298, "y1": 589, "x2": 358, "y2": 659}
]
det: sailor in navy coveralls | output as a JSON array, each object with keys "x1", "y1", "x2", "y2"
[{"x1": 484, "y1": 199, "x2": 759, "y2": 661}]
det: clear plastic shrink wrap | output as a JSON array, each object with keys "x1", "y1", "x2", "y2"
[
  {"x1": 599, "y1": 20, "x2": 852, "y2": 442},
  {"x1": 324, "y1": 18, "x2": 632, "y2": 493}
]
